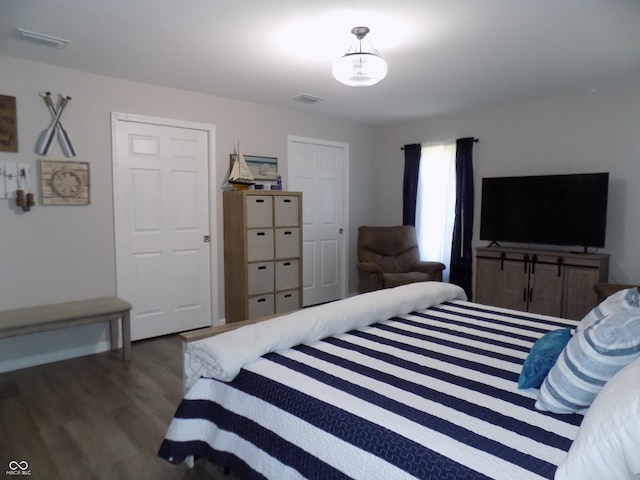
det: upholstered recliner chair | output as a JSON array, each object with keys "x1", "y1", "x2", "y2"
[{"x1": 356, "y1": 225, "x2": 446, "y2": 293}]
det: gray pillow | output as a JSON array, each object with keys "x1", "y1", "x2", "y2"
[
  {"x1": 536, "y1": 308, "x2": 640, "y2": 414},
  {"x1": 577, "y1": 287, "x2": 639, "y2": 332}
]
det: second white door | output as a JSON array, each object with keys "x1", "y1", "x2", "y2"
[{"x1": 287, "y1": 136, "x2": 348, "y2": 306}]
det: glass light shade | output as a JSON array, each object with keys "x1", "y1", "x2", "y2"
[{"x1": 332, "y1": 52, "x2": 388, "y2": 87}]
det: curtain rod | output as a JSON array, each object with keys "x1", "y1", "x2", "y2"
[{"x1": 401, "y1": 138, "x2": 479, "y2": 150}]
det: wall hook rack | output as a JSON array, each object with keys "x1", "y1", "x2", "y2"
[{"x1": 1, "y1": 161, "x2": 34, "y2": 211}]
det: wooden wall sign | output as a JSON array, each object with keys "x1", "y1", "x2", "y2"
[
  {"x1": 0, "y1": 95, "x2": 18, "y2": 152},
  {"x1": 41, "y1": 160, "x2": 90, "y2": 205}
]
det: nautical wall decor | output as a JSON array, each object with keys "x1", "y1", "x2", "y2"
[
  {"x1": 0, "y1": 94, "x2": 18, "y2": 152},
  {"x1": 41, "y1": 160, "x2": 90, "y2": 205},
  {"x1": 37, "y1": 92, "x2": 76, "y2": 157}
]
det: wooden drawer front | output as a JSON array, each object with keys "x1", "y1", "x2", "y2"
[
  {"x1": 248, "y1": 262, "x2": 274, "y2": 295},
  {"x1": 275, "y1": 290, "x2": 299, "y2": 314},
  {"x1": 246, "y1": 196, "x2": 273, "y2": 228},
  {"x1": 274, "y1": 196, "x2": 299, "y2": 226},
  {"x1": 248, "y1": 294, "x2": 274, "y2": 319},
  {"x1": 275, "y1": 259, "x2": 299, "y2": 291},
  {"x1": 275, "y1": 228, "x2": 300, "y2": 259},
  {"x1": 247, "y1": 229, "x2": 274, "y2": 261}
]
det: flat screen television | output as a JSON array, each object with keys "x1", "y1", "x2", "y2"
[{"x1": 479, "y1": 172, "x2": 609, "y2": 249}]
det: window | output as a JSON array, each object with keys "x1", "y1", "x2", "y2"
[{"x1": 415, "y1": 142, "x2": 457, "y2": 282}]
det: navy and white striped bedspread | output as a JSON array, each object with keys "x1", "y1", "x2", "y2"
[{"x1": 159, "y1": 300, "x2": 584, "y2": 479}]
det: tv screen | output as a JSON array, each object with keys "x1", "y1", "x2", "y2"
[{"x1": 480, "y1": 172, "x2": 609, "y2": 248}]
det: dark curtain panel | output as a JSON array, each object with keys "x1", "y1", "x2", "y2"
[
  {"x1": 402, "y1": 144, "x2": 421, "y2": 226},
  {"x1": 450, "y1": 137, "x2": 475, "y2": 298}
]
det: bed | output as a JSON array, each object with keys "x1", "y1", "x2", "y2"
[{"x1": 158, "y1": 282, "x2": 640, "y2": 480}]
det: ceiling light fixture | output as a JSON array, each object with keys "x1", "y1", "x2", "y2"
[
  {"x1": 17, "y1": 28, "x2": 71, "y2": 49},
  {"x1": 332, "y1": 26, "x2": 388, "y2": 87}
]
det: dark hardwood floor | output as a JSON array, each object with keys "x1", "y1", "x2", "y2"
[{"x1": 0, "y1": 335, "x2": 242, "y2": 480}]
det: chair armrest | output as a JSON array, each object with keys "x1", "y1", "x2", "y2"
[
  {"x1": 357, "y1": 262, "x2": 383, "y2": 293},
  {"x1": 356, "y1": 262, "x2": 383, "y2": 274},
  {"x1": 593, "y1": 282, "x2": 640, "y2": 303},
  {"x1": 413, "y1": 261, "x2": 446, "y2": 274},
  {"x1": 413, "y1": 261, "x2": 446, "y2": 281}
]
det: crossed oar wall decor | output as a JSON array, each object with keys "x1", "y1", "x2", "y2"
[{"x1": 37, "y1": 92, "x2": 76, "y2": 157}]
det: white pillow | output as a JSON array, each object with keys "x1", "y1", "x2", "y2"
[
  {"x1": 555, "y1": 356, "x2": 640, "y2": 480},
  {"x1": 578, "y1": 287, "x2": 639, "y2": 332}
]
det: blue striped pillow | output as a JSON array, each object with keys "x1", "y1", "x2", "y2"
[
  {"x1": 577, "y1": 287, "x2": 639, "y2": 332},
  {"x1": 535, "y1": 309, "x2": 640, "y2": 414}
]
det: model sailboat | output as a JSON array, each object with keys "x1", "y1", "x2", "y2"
[{"x1": 228, "y1": 141, "x2": 255, "y2": 189}]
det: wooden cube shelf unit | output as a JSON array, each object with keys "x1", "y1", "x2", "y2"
[{"x1": 223, "y1": 190, "x2": 303, "y2": 323}]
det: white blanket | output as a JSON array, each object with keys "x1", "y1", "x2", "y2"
[{"x1": 184, "y1": 282, "x2": 467, "y2": 388}]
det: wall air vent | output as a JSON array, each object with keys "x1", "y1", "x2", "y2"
[
  {"x1": 17, "y1": 29, "x2": 71, "y2": 49},
  {"x1": 293, "y1": 94, "x2": 325, "y2": 105}
]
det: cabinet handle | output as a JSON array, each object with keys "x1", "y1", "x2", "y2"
[
  {"x1": 283, "y1": 262, "x2": 291, "y2": 266},
  {"x1": 284, "y1": 199, "x2": 291, "y2": 203},
  {"x1": 557, "y1": 257, "x2": 564, "y2": 277},
  {"x1": 284, "y1": 231, "x2": 292, "y2": 235},
  {"x1": 523, "y1": 287, "x2": 527, "y2": 303},
  {"x1": 256, "y1": 232, "x2": 265, "y2": 236},
  {"x1": 523, "y1": 254, "x2": 530, "y2": 273},
  {"x1": 284, "y1": 294, "x2": 292, "y2": 298},
  {"x1": 531, "y1": 254, "x2": 537, "y2": 275},
  {"x1": 255, "y1": 199, "x2": 264, "y2": 203},
  {"x1": 529, "y1": 287, "x2": 533, "y2": 303},
  {"x1": 500, "y1": 252, "x2": 506, "y2": 270},
  {"x1": 258, "y1": 266, "x2": 267, "y2": 270},
  {"x1": 257, "y1": 298, "x2": 266, "y2": 303}
]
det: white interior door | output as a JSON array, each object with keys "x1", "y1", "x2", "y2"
[
  {"x1": 287, "y1": 136, "x2": 349, "y2": 306},
  {"x1": 112, "y1": 114, "x2": 215, "y2": 340}
]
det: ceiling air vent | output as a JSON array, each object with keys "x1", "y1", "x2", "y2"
[
  {"x1": 17, "y1": 28, "x2": 71, "y2": 49},
  {"x1": 293, "y1": 94, "x2": 325, "y2": 105}
]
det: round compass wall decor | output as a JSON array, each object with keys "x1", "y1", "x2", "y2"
[
  {"x1": 41, "y1": 160, "x2": 90, "y2": 205},
  {"x1": 51, "y1": 168, "x2": 83, "y2": 197}
]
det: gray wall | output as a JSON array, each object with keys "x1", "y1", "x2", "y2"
[
  {"x1": 0, "y1": 55, "x2": 376, "y2": 371},
  {"x1": 374, "y1": 83, "x2": 640, "y2": 287},
  {"x1": 2, "y1": 53, "x2": 638, "y2": 372}
]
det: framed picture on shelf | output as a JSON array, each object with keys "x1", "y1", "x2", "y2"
[{"x1": 244, "y1": 155, "x2": 278, "y2": 181}]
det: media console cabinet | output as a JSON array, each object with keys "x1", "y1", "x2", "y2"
[{"x1": 475, "y1": 246, "x2": 609, "y2": 320}]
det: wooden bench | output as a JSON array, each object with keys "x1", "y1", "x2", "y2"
[{"x1": 0, "y1": 296, "x2": 133, "y2": 361}]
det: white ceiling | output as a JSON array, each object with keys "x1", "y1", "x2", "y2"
[{"x1": 1, "y1": 0, "x2": 640, "y2": 125}]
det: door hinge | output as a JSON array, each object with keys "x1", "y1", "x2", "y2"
[{"x1": 204, "y1": 235, "x2": 210, "y2": 243}]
